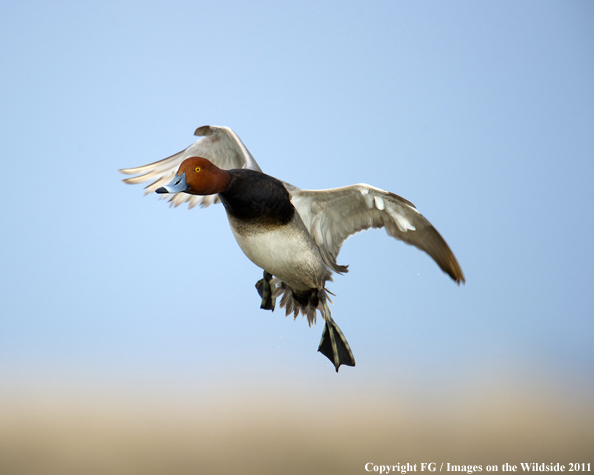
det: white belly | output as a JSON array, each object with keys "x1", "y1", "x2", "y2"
[{"x1": 227, "y1": 215, "x2": 328, "y2": 292}]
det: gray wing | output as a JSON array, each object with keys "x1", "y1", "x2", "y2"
[
  {"x1": 119, "y1": 125, "x2": 262, "y2": 209},
  {"x1": 290, "y1": 184, "x2": 465, "y2": 284}
]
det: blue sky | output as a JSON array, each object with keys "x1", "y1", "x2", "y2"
[{"x1": 1, "y1": 0, "x2": 593, "y2": 468}]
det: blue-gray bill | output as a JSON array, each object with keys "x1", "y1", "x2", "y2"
[{"x1": 155, "y1": 172, "x2": 189, "y2": 194}]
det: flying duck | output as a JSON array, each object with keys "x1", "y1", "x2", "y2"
[{"x1": 120, "y1": 125, "x2": 465, "y2": 371}]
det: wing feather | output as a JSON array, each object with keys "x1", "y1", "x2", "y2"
[
  {"x1": 119, "y1": 125, "x2": 261, "y2": 208},
  {"x1": 290, "y1": 184, "x2": 465, "y2": 284}
]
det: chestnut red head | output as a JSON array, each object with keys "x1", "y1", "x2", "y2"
[{"x1": 156, "y1": 157, "x2": 231, "y2": 195}]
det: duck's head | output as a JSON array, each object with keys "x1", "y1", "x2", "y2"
[{"x1": 155, "y1": 157, "x2": 231, "y2": 195}]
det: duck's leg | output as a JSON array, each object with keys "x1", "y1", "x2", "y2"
[
  {"x1": 255, "y1": 270, "x2": 276, "y2": 311},
  {"x1": 317, "y1": 297, "x2": 356, "y2": 372}
]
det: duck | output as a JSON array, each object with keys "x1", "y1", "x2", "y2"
[{"x1": 120, "y1": 125, "x2": 465, "y2": 371}]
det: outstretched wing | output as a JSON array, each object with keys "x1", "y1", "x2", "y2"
[
  {"x1": 290, "y1": 184, "x2": 465, "y2": 284},
  {"x1": 119, "y1": 125, "x2": 262, "y2": 209}
]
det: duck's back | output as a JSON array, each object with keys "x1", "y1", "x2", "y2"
[{"x1": 219, "y1": 169, "x2": 330, "y2": 292}]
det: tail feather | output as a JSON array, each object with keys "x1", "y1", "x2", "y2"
[{"x1": 271, "y1": 278, "x2": 326, "y2": 326}]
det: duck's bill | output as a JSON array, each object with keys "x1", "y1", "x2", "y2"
[{"x1": 155, "y1": 173, "x2": 188, "y2": 194}]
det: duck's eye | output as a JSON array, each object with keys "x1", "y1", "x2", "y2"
[{"x1": 195, "y1": 167, "x2": 201, "y2": 173}]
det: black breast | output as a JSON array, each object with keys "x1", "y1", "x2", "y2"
[{"x1": 218, "y1": 169, "x2": 295, "y2": 226}]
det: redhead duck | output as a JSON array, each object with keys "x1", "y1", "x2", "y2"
[{"x1": 120, "y1": 126, "x2": 465, "y2": 371}]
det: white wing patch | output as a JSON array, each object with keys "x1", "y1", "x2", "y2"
[
  {"x1": 361, "y1": 188, "x2": 375, "y2": 209},
  {"x1": 385, "y1": 205, "x2": 417, "y2": 232},
  {"x1": 373, "y1": 195, "x2": 385, "y2": 211}
]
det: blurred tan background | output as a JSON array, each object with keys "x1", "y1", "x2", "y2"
[{"x1": 2, "y1": 374, "x2": 592, "y2": 475}]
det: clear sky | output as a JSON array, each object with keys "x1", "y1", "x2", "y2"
[{"x1": 1, "y1": 1, "x2": 593, "y2": 471}]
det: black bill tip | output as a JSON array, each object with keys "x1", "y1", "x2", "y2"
[{"x1": 155, "y1": 187, "x2": 168, "y2": 194}]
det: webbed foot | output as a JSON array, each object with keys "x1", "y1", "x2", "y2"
[
  {"x1": 318, "y1": 315, "x2": 356, "y2": 372},
  {"x1": 255, "y1": 270, "x2": 276, "y2": 311}
]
